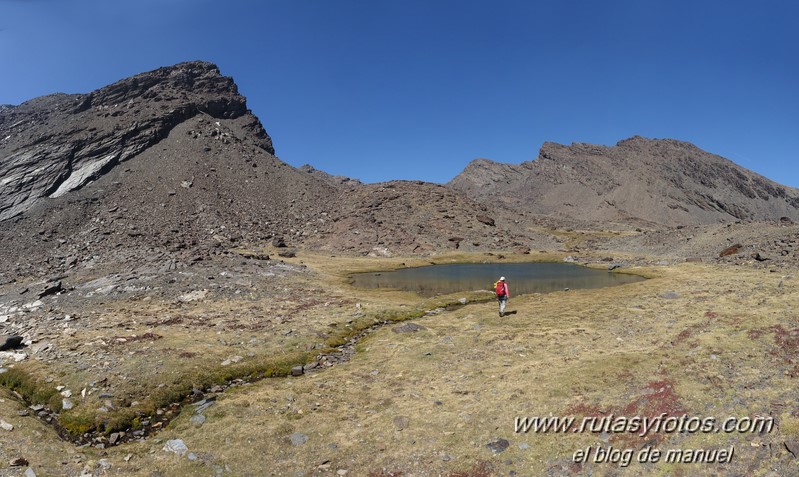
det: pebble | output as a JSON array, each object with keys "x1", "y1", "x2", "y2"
[
  {"x1": 0, "y1": 351, "x2": 27, "y2": 362},
  {"x1": 220, "y1": 355, "x2": 242, "y2": 366},
  {"x1": 289, "y1": 432, "x2": 308, "y2": 446},
  {"x1": 193, "y1": 398, "x2": 215, "y2": 414},
  {"x1": 179, "y1": 290, "x2": 208, "y2": 302},
  {"x1": 0, "y1": 419, "x2": 13, "y2": 431},
  {"x1": 392, "y1": 322, "x2": 426, "y2": 333},
  {"x1": 486, "y1": 438, "x2": 510, "y2": 454},
  {"x1": 190, "y1": 414, "x2": 206, "y2": 427},
  {"x1": 163, "y1": 439, "x2": 189, "y2": 456},
  {"x1": 393, "y1": 416, "x2": 409, "y2": 430},
  {"x1": 30, "y1": 342, "x2": 51, "y2": 354},
  {"x1": 22, "y1": 300, "x2": 43, "y2": 310}
]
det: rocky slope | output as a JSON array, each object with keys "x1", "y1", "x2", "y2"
[
  {"x1": 311, "y1": 180, "x2": 546, "y2": 256},
  {"x1": 0, "y1": 62, "x2": 348, "y2": 278},
  {"x1": 0, "y1": 61, "x2": 544, "y2": 280},
  {"x1": 449, "y1": 137, "x2": 799, "y2": 227},
  {"x1": 6, "y1": 61, "x2": 799, "y2": 281}
]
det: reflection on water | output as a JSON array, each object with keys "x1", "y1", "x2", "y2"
[{"x1": 351, "y1": 262, "x2": 645, "y2": 297}]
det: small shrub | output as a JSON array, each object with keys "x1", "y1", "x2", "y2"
[
  {"x1": 59, "y1": 411, "x2": 96, "y2": 436},
  {"x1": 0, "y1": 367, "x2": 59, "y2": 406}
]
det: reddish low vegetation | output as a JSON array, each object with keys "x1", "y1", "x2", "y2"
[
  {"x1": 719, "y1": 244, "x2": 743, "y2": 257},
  {"x1": 748, "y1": 325, "x2": 799, "y2": 377},
  {"x1": 566, "y1": 379, "x2": 685, "y2": 446},
  {"x1": 448, "y1": 461, "x2": 493, "y2": 477}
]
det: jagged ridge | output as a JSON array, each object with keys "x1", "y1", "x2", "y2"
[{"x1": 449, "y1": 136, "x2": 799, "y2": 227}]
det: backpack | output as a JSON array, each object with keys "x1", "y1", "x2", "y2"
[{"x1": 495, "y1": 281, "x2": 505, "y2": 296}]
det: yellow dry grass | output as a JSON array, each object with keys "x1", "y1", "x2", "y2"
[{"x1": 1, "y1": 253, "x2": 798, "y2": 476}]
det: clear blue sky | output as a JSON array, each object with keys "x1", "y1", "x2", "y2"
[{"x1": 1, "y1": 0, "x2": 797, "y2": 186}]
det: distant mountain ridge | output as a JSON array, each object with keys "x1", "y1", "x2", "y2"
[
  {"x1": 448, "y1": 136, "x2": 799, "y2": 227},
  {"x1": 3, "y1": 61, "x2": 797, "y2": 279}
]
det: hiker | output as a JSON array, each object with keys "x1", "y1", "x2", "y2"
[{"x1": 495, "y1": 276, "x2": 509, "y2": 317}]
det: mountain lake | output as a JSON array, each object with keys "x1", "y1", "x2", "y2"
[{"x1": 351, "y1": 262, "x2": 646, "y2": 297}]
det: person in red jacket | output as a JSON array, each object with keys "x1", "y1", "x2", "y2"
[{"x1": 495, "y1": 276, "x2": 509, "y2": 317}]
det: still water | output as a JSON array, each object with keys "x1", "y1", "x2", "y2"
[{"x1": 351, "y1": 262, "x2": 645, "y2": 297}]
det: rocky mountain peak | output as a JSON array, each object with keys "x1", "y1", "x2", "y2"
[
  {"x1": 75, "y1": 61, "x2": 248, "y2": 119},
  {"x1": 0, "y1": 61, "x2": 273, "y2": 221}
]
